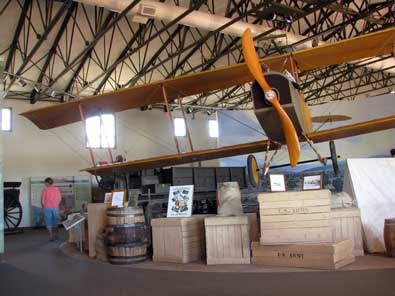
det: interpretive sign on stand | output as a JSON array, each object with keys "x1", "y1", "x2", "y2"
[
  {"x1": 62, "y1": 213, "x2": 86, "y2": 253},
  {"x1": 62, "y1": 213, "x2": 85, "y2": 231}
]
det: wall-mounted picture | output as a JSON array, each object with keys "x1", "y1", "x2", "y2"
[
  {"x1": 303, "y1": 174, "x2": 323, "y2": 191},
  {"x1": 269, "y1": 174, "x2": 286, "y2": 192},
  {"x1": 104, "y1": 192, "x2": 112, "y2": 204},
  {"x1": 110, "y1": 190, "x2": 127, "y2": 207},
  {"x1": 167, "y1": 185, "x2": 194, "y2": 218}
]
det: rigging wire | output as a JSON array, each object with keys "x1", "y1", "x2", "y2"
[
  {"x1": 46, "y1": 129, "x2": 92, "y2": 166},
  {"x1": 217, "y1": 110, "x2": 267, "y2": 137},
  {"x1": 116, "y1": 114, "x2": 177, "y2": 156}
]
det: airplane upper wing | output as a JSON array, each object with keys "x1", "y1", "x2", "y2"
[
  {"x1": 21, "y1": 28, "x2": 395, "y2": 130},
  {"x1": 82, "y1": 116, "x2": 395, "y2": 175}
]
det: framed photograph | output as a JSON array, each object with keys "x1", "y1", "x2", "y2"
[
  {"x1": 269, "y1": 174, "x2": 286, "y2": 192},
  {"x1": 110, "y1": 190, "x2": 127, "y2": 207},
  {"x1": 104, "y1": 192, "x2": 112, "y2": 204},
  {"x1": 167, "y1": 185, "x2": 194, "y2": 218},
  {"x1": 303, "y1": 174, "x2": 323, "y2": 191}
]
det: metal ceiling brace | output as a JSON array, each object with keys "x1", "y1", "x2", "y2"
[
  {"x1": 4, "y1": 0, "x2": 31, "y2": 76},
  {"x1": 6, "y1": 0, "x2": 73, "y2": 92},
  {"x1": 30, "y1": 2, "x2": 78, "y2": 104}
]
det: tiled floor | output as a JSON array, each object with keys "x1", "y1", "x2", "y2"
[{"x1": 2, "y1": 229, "x2": 395, "y2": 296}]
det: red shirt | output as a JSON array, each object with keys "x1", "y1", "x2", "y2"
[{"x1": 41, "y1": 186, "x2": 61, "y2": 209}]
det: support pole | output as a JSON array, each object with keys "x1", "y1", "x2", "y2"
[
  {"x1": 78, "y1": 223, "x2": 83, "y2": 253},
  {"x1": 75, "y1": 83, "x2": 96, "y2": 166},
  {"x1": 178, "y1": 98, "x2": 194, "y2": 152},
  {"x1": 161, "y1": 85, "x2": 181, "y2": 154}
]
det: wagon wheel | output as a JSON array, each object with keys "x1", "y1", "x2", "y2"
[{"x1": 4, "y1": 200, "x2": 23, "y2": 231}]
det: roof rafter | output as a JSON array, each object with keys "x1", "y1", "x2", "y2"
[
  {"x1": 4, "y1": 0, "x2": 31, "y2": 75},
  {"x1": 5, "y1": 0, "x2": 73, "y2": 92},
  {"x1": 30, "y1": 2, "x2": 78, "y2": 104}
]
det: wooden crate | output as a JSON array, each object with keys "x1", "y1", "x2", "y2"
[
  {"x1": 152, "y1": 215, "x2": 208, "y2": 263},
  {"x1": 246, "y1": 212, "x2": 259, "y2": 242},
  {"x1": 205, "y1": 216, "x2": 250, "y2": 265},
  {"x1": 330, "y1": 207, "x2": 364, "y2": 256},
  {"x1": 252, "y1": 240, "x2": 355, "y2": 270},
  {"x1": 87, "y1": 203, "x2": 108, "y2": 258},
  {"x1": 258, "y1": 190, "x2": 332, "y2": 245}
]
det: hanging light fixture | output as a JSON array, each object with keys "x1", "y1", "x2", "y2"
[{"x1": 17, "y1": 77, "x2": 27, "y2": 87}]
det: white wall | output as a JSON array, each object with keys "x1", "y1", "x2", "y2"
[
  {"x1": 3, "y1": 100, "x2": 218, "y2": 227},
  {"x1": 0, "y1": 111, "x2": 3, "y2": 252}
]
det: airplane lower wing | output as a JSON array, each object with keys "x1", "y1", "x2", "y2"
[
  {"x1": 82, "y1": 140, "x2": 275, "y2": 176},
  {"x1": 82, "y1": 116, "x2": 395, "y2": 176}
]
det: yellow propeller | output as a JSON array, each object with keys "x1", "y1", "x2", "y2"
[{"x1": 242, "y1": 28, "x2": 300, "y2": 167}]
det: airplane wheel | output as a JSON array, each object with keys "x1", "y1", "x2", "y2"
[
  {"x1": 247, "y1": 155, "x2": 260, "y2": 187},
  {"x1": 330, "y1": 140, "x2": 339, "y2": 176}
]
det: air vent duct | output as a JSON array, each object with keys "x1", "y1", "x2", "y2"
[{"x1": 139, "y1": 4, "x2": 156, "y2": 17}]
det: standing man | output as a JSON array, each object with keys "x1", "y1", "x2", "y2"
[{"x1": 41, "y1": 177, "x2": 61, "y2": 241}]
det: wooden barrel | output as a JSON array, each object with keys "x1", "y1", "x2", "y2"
[
  {"x1": 107, "y1": 242, "x2": 147, "y2": 265},
  {"x1": 106, "y1": 224, "x2": 146, "y2": 245},
  {"x1": 106, "y1": 207, "x2": 147, "y2": 265},
  {"x1": 106, "y1": 207, "x2": 145, "y2": 226},
  {"x1": 384, "y1": 218, "x2": 395, "y2": 257}
]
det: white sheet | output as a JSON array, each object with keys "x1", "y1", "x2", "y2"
[{"x1": 343, "y1": 158, "x2": 395, "y2": 253}]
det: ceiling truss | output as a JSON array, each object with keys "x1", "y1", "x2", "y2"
[{"x1": 1, "y1": 0, "x2": 394, "y2": 108}]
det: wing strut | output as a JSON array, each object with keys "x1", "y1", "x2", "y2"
[
  {"x1": 78, "y1": 103, "x2": 96, "y2": 166},
  {"x1": 179, "y1": 97, "x2": 194, "y2": 152},
  {"x1": 303, "y1": 135, "x2": 327, "y2": 165},
  {"x1": 162, "y1": 85, "x2": 181, "y2": 154}
]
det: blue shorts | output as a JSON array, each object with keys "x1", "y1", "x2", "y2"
[{"x1": 43, "y1": 208, "x2": 59, "y2": 228}]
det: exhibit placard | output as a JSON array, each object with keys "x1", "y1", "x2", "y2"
[
  {"x1": 167, "y1": 185, "x2": 194, "y2": 218},
  {"x1": 30, "y1": 176, "x2": 91, "y2": 227}
]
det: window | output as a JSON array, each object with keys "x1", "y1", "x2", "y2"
[
  {"x1": 174, "y1": 118, "x2": 186, "y2": 137},
  {"x1": 85, "y1": 114, "x2": 115, "y2": 148},
  {"x1": 209, "y1": 119, "x2": 219, "y2": 138},
  {"x1": 1, "y1": 107, "x2": 12, "y2": 132}
]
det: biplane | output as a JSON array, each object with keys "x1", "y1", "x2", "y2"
[{"x1": 21, "y1": 28, "x2": 395, "y2": 184}]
